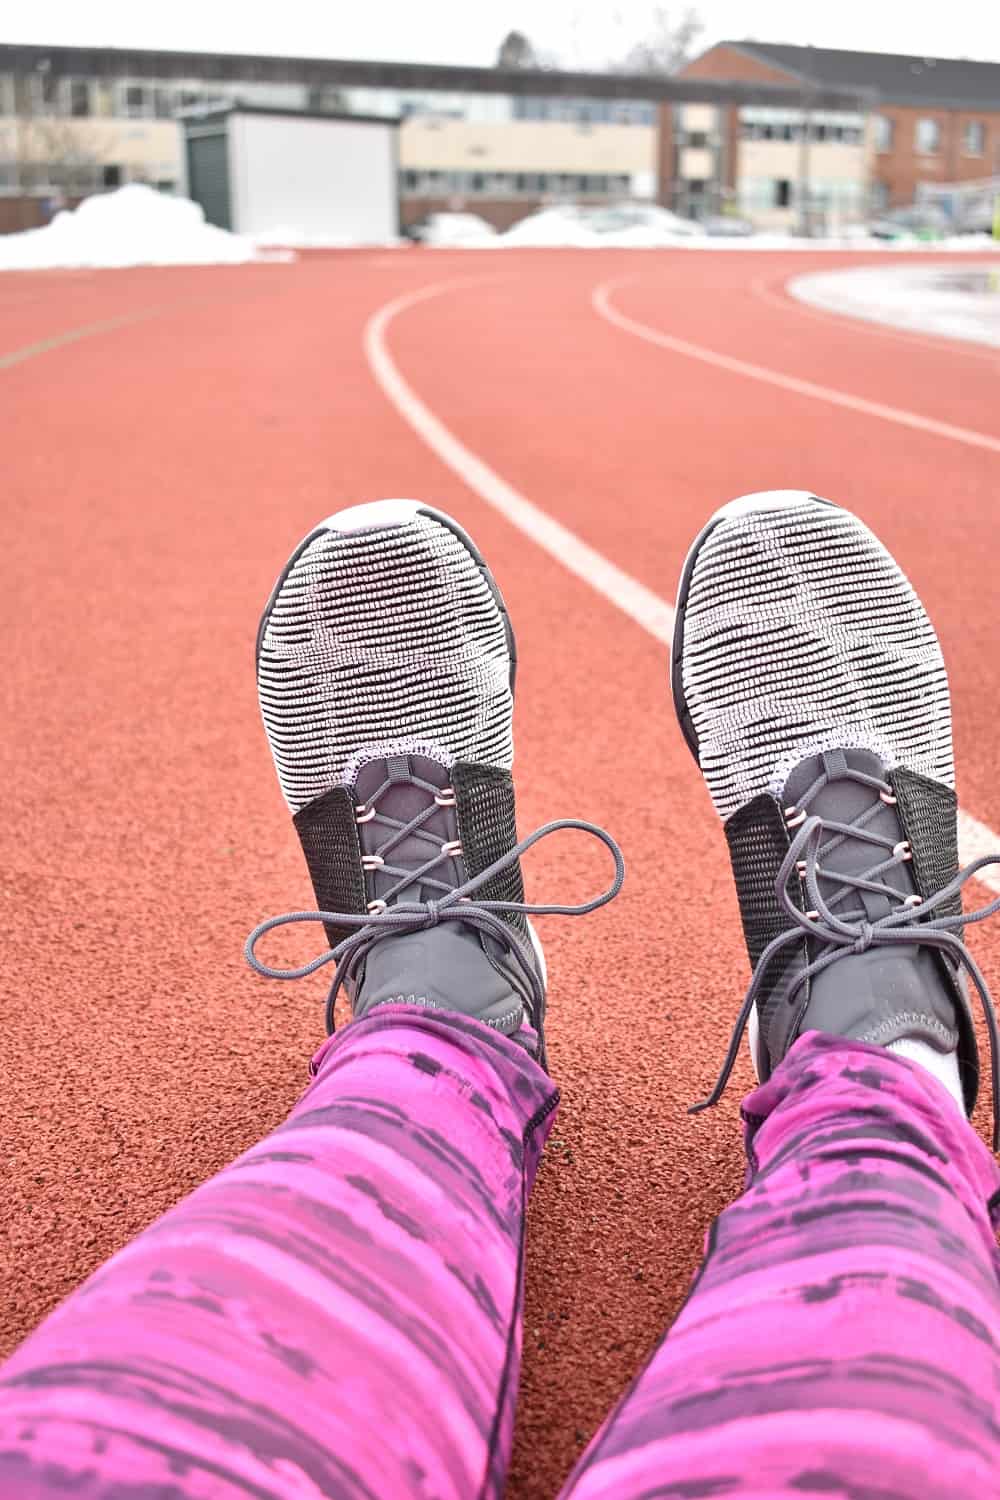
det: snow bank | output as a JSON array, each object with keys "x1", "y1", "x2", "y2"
[
  {"x1": 423, "y1": 202, "x2": 1000, "y2": 252},
  {"x1": 790, "y1": 261, "x2": 1000, "y2": 346},
  {"x1": 0, "y1": 185, "x2": 280, "y2": 271},
  {"x1": 250, "y1": 224, "x2": 406, "y2": 249}
]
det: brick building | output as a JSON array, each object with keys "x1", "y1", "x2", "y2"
[
  {"x1": 0, "y1": 42, "x2": 858, "y2": 234},
  {"x1": 680, "y1": 42, "x2": 1000, "y2": 212}
]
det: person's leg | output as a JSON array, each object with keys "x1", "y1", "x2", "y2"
[
  {"x1": 1, "y1": 499, "x2": 621, "y2": 1499},
  {"x1": 0, "y1": 1004, "x2": 557, "y2": 1500},
  {"x1": 560, "y1": 490, "x2": 1000, "y2": 1498},
  {"x1": 560, "y1": 1032, "x2": 1000, "y2": 1499}
]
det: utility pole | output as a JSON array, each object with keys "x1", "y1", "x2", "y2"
[{"x1": 797, "y1": 45, "x2": 814, "y2": 237}]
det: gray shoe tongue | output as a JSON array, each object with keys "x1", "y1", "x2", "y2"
[
  {"x1": 349, "y1": 752, "x2": 529, "y2": 1033},
  {"x1": 783, "y1": 748, "x2": 916, "y2": 921},
  {"x1": 782, "y1": 747, "x2": 960, "y2": 1053},
  {"x1": 353, "y1": 752, "x2": 459, "y2": 906}
]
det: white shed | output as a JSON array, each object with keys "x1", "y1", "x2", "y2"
[{"x1": 182, "y1": 104, "x2": 399, "y2": 242}]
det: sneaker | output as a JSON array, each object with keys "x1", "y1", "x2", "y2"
[
  {"x1": 672, "y1": 490, "x2": 1000, "y2": 1137},
  {"x1": 246, "y1": 499, "x2": 623, "y2": 1061}
]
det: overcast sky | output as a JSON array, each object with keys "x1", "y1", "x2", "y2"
[{"x1": 5, "y1": 0, "x2": 1000, "y2": 67}]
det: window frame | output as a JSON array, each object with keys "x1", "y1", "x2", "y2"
[
  {"x1": 963, "y1": 120, "x2": 985, "y2": 156},
  {"x1": 915, "y1": 117, "x2": 942, "y2": 155}
]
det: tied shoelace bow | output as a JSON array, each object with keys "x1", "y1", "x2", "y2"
[
  {"x1": 246, "y1": 816, "x2": 625, "y2": 1036},
  {"x1": 692, "y1": 763, "x2": 1000, "y2": 1148}
]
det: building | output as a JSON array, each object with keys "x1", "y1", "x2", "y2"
[
  {"x1": 680, "y1": 42, "x2": 1000, "y2": 215},
  {"x1": 0, "y1": 43, "x2": 860, "y2": 234},
  {"x1": 183, "y1": 106, "x2": 399, "y2": 240}
]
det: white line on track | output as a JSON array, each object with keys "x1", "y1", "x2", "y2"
[
  {"x1": 363, "y1": 275, "x2": 1000, "y2": 893},
  {"x1": 750, "y1": 270, "x2": 1000, "y2": 366},
  {"x1": 364, "y1": 279, "x2": 677, "y2": 644},
  {"x1": 0, "y1": 306, "x2": 164, "y2": 371},
  {"x1": 592, "y1": 275, "x2": 1000, "y2": 457}
]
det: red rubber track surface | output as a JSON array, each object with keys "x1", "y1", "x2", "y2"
[{"x1": 4, "y1": 248, "x2": 1000, "y2": 1498}]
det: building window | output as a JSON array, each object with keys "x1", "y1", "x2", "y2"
[
  {"x1": 123, "y1": 84, "x2": 149, "y2": 118},
  {"x1": 915, "y1": 117, "x2": 941, "y2": 154},
  {"x1": 102, "y1": 164, "x2": 122, "y2": 188},
  {"x1": 154, "y1": 88, "x2": 175, "y2": 119},
  {"x1": 69, "y1": 79, "x2": 91, "y2": 117},
  {"x1": 964, "y1": 120, "x2": 986, "y2": 156},
  {"x1": 37, "y1": 68, "x2": 60, "y2": 111},
  {"x1": 873, "y1": 115, "x2": 894, "y2": 152},
  {"x1": 774, "y1": 179, "x2": 793, "y2": 208},
  {"x1": 687, "y1": 130, "x2": 709, "y2": 148}
]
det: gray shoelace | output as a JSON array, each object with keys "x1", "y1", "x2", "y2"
[
  {"x1": 693, "y1": 764, "x2": 1000, "y2": 1147},
  {"x1": 246, "y1": 818, "x2": 625, "y2": 1036}
]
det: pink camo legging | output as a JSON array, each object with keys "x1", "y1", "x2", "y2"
[{"x1": 1, "y1": 1007, "x2": 999, "y2": 1499}]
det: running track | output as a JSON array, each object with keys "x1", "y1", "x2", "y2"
[{"x1": 3, "y1": 247, "x2": 1000, "y2": 1499}]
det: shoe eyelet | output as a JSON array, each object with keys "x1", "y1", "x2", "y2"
[
  {"x1": 903, "y1": 894, "x2": 923, "y2": 907},
  {"x1": 795, "y1": 860, "x2": 808, "y2": 877},
  {"x1": 441, "y1": 840, "x2": 462, "y2": 857},
  {"x1": 805, "y1": 909, "x2": 820, "y2": 922},
  {"x1": 435, "y1": 788, "x2": 457, "y2": 807},
  {"x1": 893, "y1": 840, "x2": 912, "y2": 861},
  {"x1": 880, "y1": 790, "x2": 897, "y2": 806},
  {"x1": 361, "y1": 855, "x2": 384, "y2": 871},
  {"x1": 356, "y1": 804, "x2": 377, "y2": 824},
  {"x1": 785, "y1": 806, "x2": 807, "y2": 828},
  {"x1": 367, "y1": 898, "x2": 387, "y2": 914}
]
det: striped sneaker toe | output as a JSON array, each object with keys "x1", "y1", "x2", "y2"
[
  {"x1": 256, "y1": 501, "x2": 515, "y2": 814},
  {"x1": 672, "y1": 490, "x2": 954, "y2": 823}
]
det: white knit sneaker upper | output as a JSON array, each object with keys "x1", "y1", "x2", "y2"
[
  {"x1": 257, "y1": 503, "x2": 514, "y2": 813},
  {"x1": 678, "y1": 492, "x2": 954, "y2": 822}
]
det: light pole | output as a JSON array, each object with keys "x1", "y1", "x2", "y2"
[{"x1": 797, "y1": 45, "x2": 814, "y2": 237}]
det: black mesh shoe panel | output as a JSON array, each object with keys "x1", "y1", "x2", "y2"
[
  {"x1": 890, "y1": 766, "x2": 962, "y2": 921},
  {"x1": 725, "y1": 794, "x2": 809, "y2": 1070},
  {"x1": 453, "y1": 761, "x2": 528, "y2": 935},
  {"x1": 293, "y1": 786, "x2": 368, "y2": 947}
]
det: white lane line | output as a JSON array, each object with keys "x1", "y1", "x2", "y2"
[
  {"x1": 363, "y1": 276, "x2": 1000, "y2": 893},
  {"x1": 750, "y1": 270, "x2": 1000, "y2": 366},
  {"x1": 364, "y1": 279, "x2": 676, "y2": 644},
  {"x1": 592, "y1": 275, "x2": 1000, "y2": 458},
  {"x1": 0, "y1": 306, "x2": 164, "y2": 371}
]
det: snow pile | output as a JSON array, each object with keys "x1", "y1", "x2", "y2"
[
  {"x1": 790, "y1": 261, "x2": 1000, "y2": 347},
  {"x1": 250, "y1": 224, "x2": 406, "y2": 249},
  {"x1": 416, "y1": 213, "x2": 498, "y2": 247},
  {"x1": 489, "y1": 203, "x2": 706, "y2": 248},
  {"x1": 0, "y1": 185, "x2": 278, "y2": 271},
  {"x1": 423, "y1": 200, "x2": 1000, "y2": 252}
]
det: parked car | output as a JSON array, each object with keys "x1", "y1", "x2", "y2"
[
  {"x1": 406, "y1": 213, "x2": 497, "y2": 246},
  {"x1": 868, "y1": 204, "x2": 952, "y2": 240},
  {"x1": 700, "y1": 214, "x2": 756, "y2": 238},
  {"x1": 582, "y1": 202, "x2": 703, "y2": 237}
]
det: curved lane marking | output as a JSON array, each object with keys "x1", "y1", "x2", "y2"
[
  {"x1": 592, "y1": 275, "x2": 1000, "y2": 456},
  {"x1": 750, "y1": 269, "x2": 1000, "y2": 366},
  {"x1": 1, "y1": 306, "x2": 165, "y2": 371},
  {"x1": 364, "y1": 278, "x2": 676, "y2": 644},
  {"x1": 363, "y1": 275, "x2": 1000, "y2": 891}
]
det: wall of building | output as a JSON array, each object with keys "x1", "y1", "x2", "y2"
[
  {"x1": 229, "y1": 113, "x2": 398, "y2": 238},
  {"x1": 870, "y1": 105, "x2": 1000, "y2": 206},
  {"x1": 679, "y1": 43, "x2": 801, "y2": 87},
  {"x1": 738, "y1": 138, "x2": 869, "y2": 226},
  {"x1": 0, "y1": 113, "x2": 181, "y2": 191},
  {"x1": 399, "y1": 118, "x2": 655, "y2": 175}
]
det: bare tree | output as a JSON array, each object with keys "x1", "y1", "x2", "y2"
[
  {"x1": 496, "y1": 31, "x2": 537, "y2": 69},
  {"x1": 607, "y1": 4, "x2": 704, "y2": 75},
  {"x1": 14, "y1": 116, "x2": 112, "y2": 194},
  {"x1": 495, "y1": 30, "x2": 560, "y2": 70}
]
